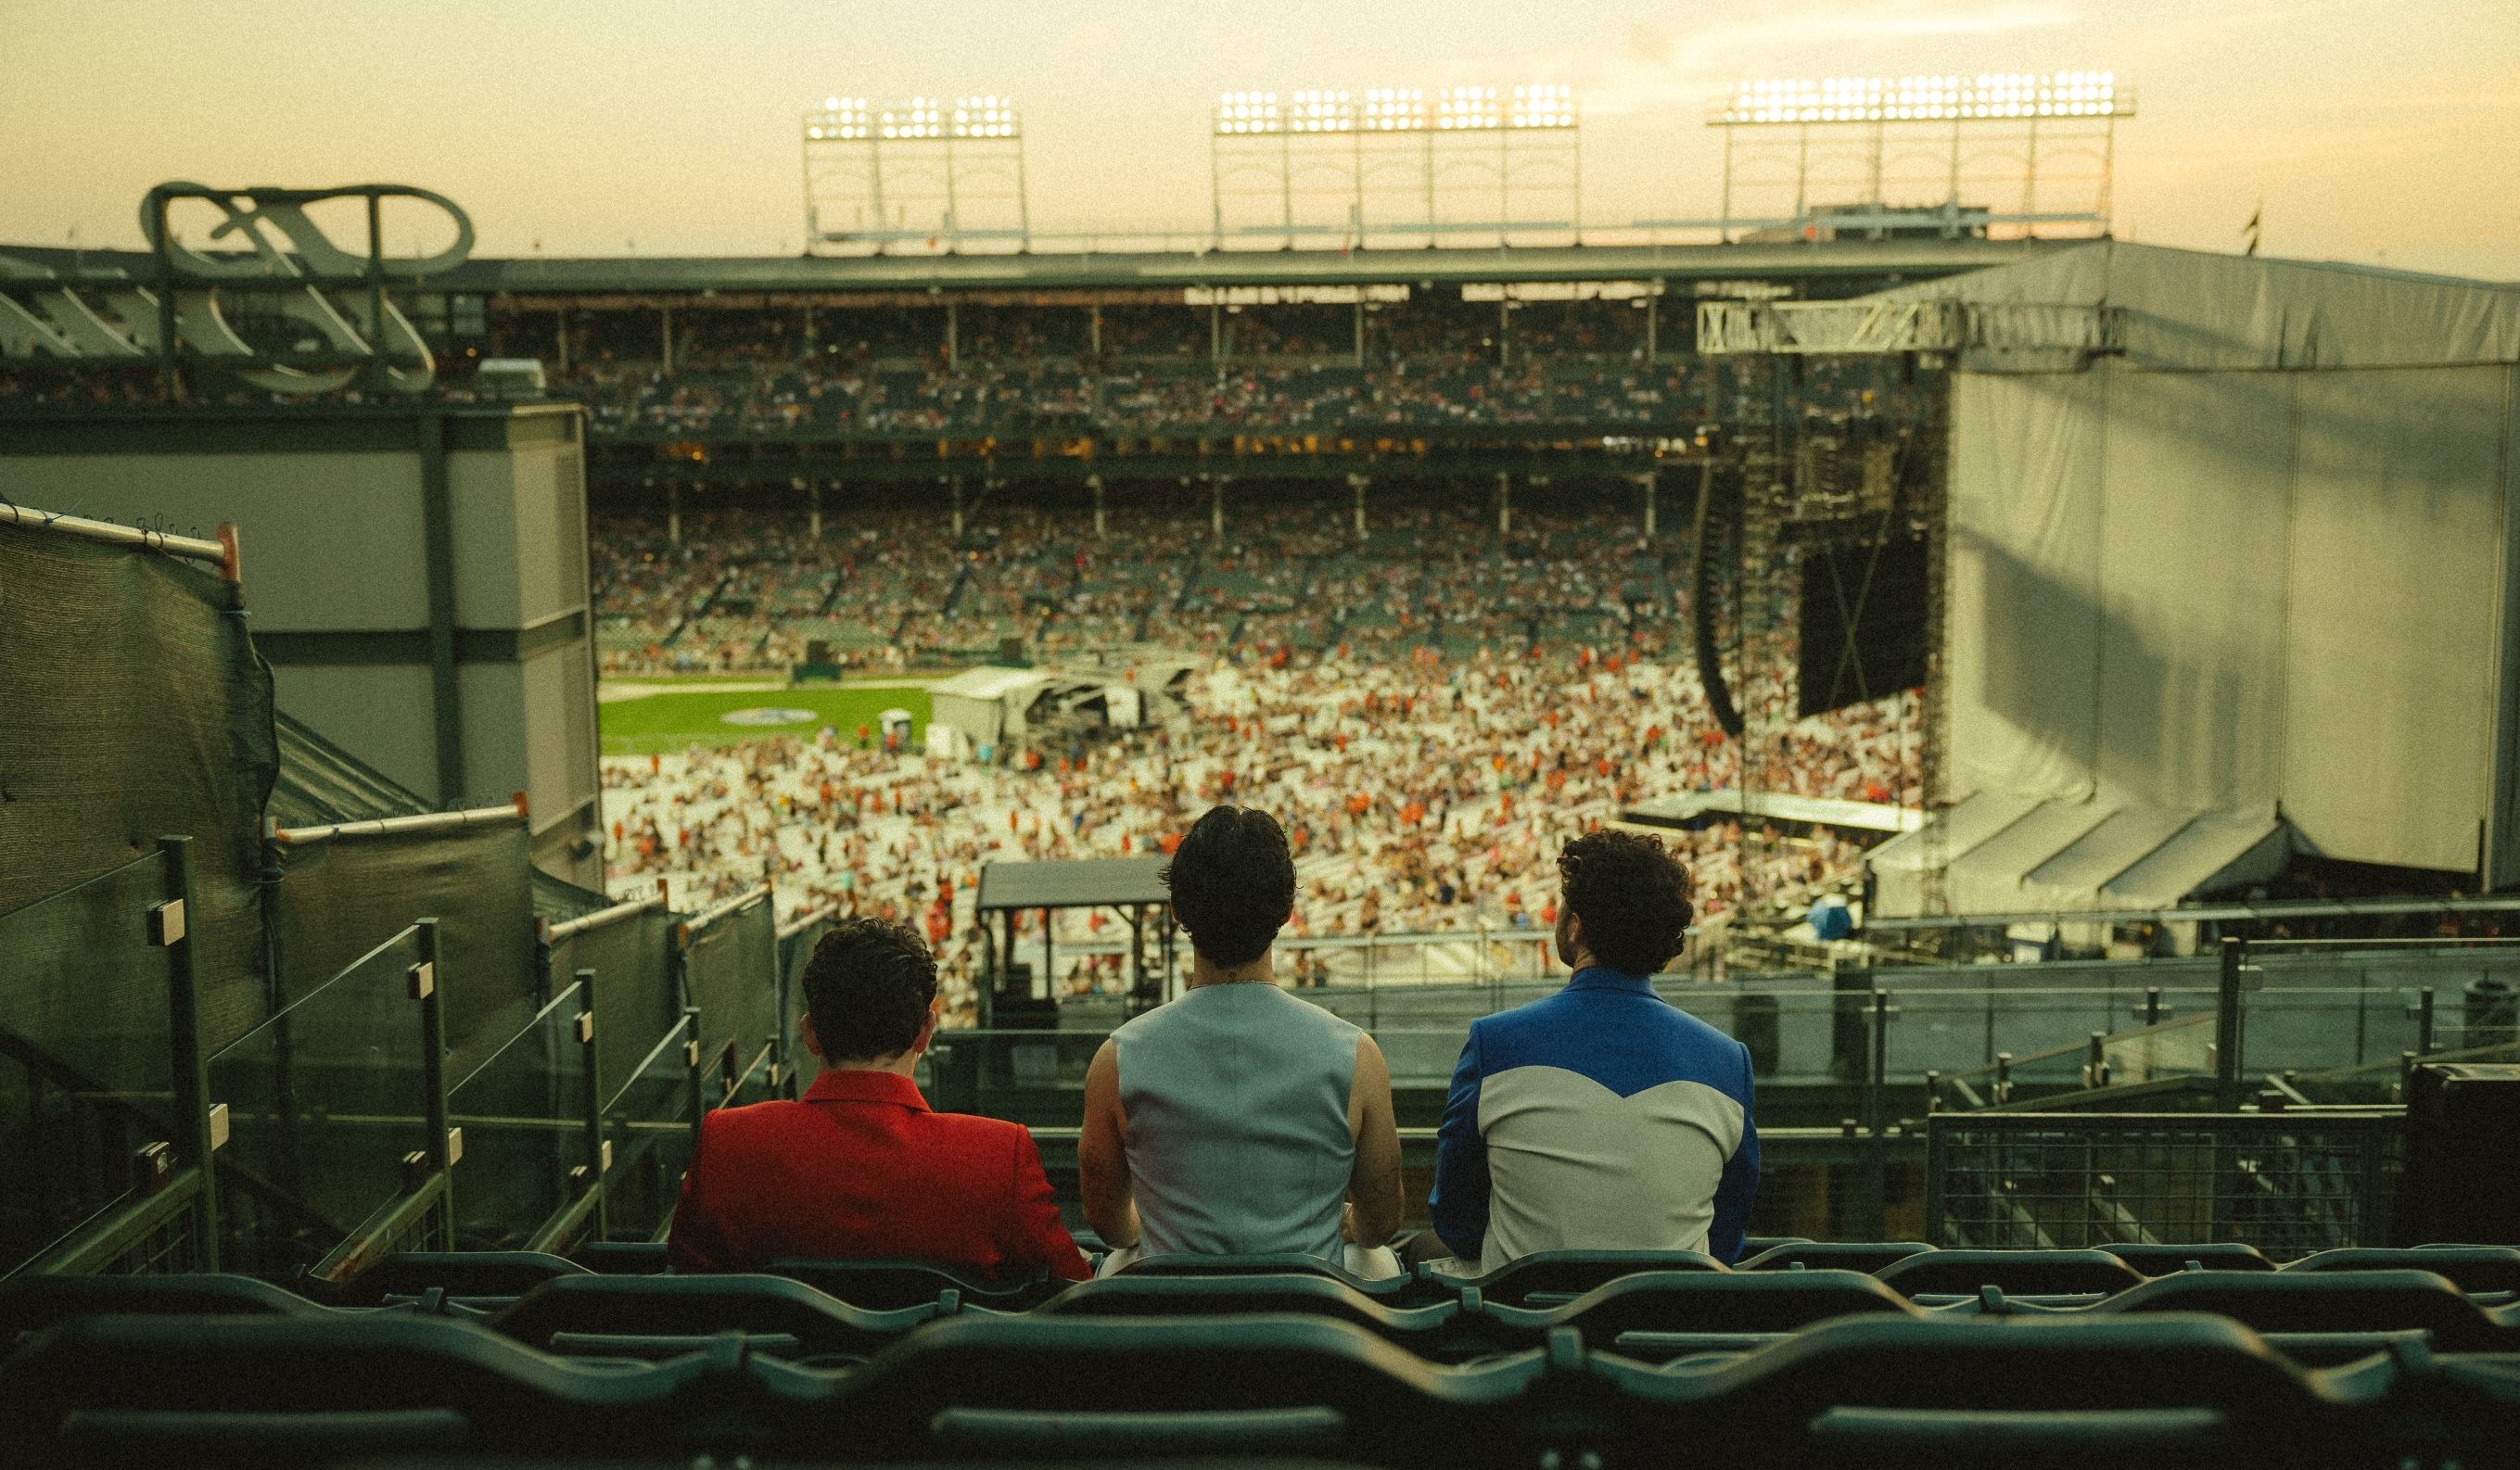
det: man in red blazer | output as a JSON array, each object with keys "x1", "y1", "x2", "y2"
[{"x1": 668, "y1": 918, "x2": 1089, "y2": 1282}]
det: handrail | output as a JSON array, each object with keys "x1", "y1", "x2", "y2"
[
  {"x1": 0, "y1": 501, "x2": 231, "y2": 570},
  {"x1": 546, "y1": 894, "x2": 661, "y2": 943},
  {"x1": 273, "y1": 800, "x2": 527, "y2": 846},
  {"x1": 776, "y1": 904, "x2": 833, "y2": 942},
  {"x1": 684, "y1": 885, "x2": 770, "y2": 936}
]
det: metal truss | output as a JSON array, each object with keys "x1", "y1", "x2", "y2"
[{"x1": 1697, "y1": 297, "x2": 2119, "y2": 360}]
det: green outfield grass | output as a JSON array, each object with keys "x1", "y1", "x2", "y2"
[{"x1": 599, "y1": 684, "x2": 933, "y2": 756}]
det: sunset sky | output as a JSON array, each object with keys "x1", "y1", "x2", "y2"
[{"x1": 3, "y1": 0, "x2": 2514, "y2": 277}]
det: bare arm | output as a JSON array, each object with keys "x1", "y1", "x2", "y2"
[
  {"x1": 1346, "y1": 1033, "x2": 1404, "y2": 1248},
  {"x1": 1078, "y1": 1039, "x2": 1139, "y2": 1249}
]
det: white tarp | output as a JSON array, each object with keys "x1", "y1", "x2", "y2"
[{"x1": 1913, "y1": 244, "x2": 2520, "y2": 892}]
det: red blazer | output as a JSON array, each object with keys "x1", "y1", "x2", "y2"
[{"x1": 667, "y1": 1069, "x2": 1089, "y2": 1282}]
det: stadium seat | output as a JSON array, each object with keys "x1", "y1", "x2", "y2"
[
  {"x1": 322, "y1": 1249, "x2": 589, "y2": 1306},
  {"x1": 1585, "y1": 1313, "x2": 2380, "y2": 1468},
  {"x1": 1737, "y1": 1239, "x2": 1936, "y2": 1274},
  {"x1": 0, "y1": 1312, "x2": 715, "y2": 1461},
  {"x1": 1488, "y1": 1270, "x2": 1918, "y2": 1360},
  {"x1": 490, "y1": 1273, "x2": 941, "y2": 1362},
  {"x1": 0, "y1": 1273, "x2": 327, "y2": 1335},
  {"x1": 570, "y1": 1240, "x2": 670, "y2": 1274},
  {"x1": 1873, "y1": 1248, "x2": 2146, "y2": 1299},
  {"x1": 1116, "y1": 1250, "x2": 1439, "y2": 1303},
  {"x1": 765, "y1": 1257, "x2": 1059, "y2": 1312},
  {"x1": 819, "y1": 1312, "x2": 1537, "y2": 1464},
  {"x1": 2279, "y1": 1246, "x2": 2520, "y2": 1295},
  {"x1": 1435, "y1": 1248, "x2": 1728, "y2": 1307},
  {"x1": 1033, "y1": 1273, "x2": 1486, "y2": 1360},
  {"x1": 2103, "y1": 1242, "x2": 2278, "y2": 1275},
  {"x1": 2088, "y1": 1268, "x2": 2518, "y2": 1352}
]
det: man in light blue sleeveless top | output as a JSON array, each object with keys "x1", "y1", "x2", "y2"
[{"x1": 1080, "y1": 806, "x2": 1404, "y2": 1273}]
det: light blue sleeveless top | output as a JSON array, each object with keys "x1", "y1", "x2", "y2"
[{"x1": 1111, "y1": 982, "x2": 1362, "y2": 1262}]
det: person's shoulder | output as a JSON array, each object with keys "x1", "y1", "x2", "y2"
[
  {"x1": 697, "y1": 1097, "x2": 818, "y2": 1150},
  {"x1": 919, "y1": 1108, "x2": 1036, "y2": 1153}
]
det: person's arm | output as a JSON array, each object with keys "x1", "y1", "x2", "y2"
[
  {"x1": 1426, "y1": 1022, "x2": 1491, "y2": 1262},
  {"x1": 1005, "y1": 1126, "x2": 1095, "y2": 1281},
  {"x1": 1344, "y1": 1033, "x2": 1405, "y2": 1248},
  {"x1": 665, "y1": 1117, "x2": 734, "y2": 1272},
  {"x1": 1078, "y1": 1038, "x2": 1139, "y2": 1248},
  {"x1": 1707, "y1": 1040, "x2": 1761, "y2": 1264}
]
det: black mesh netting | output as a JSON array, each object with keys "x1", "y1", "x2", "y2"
[
  {"x1": 270, "y1": 820, "x2": 537, "y2": 1078},
  {"x1": 548, "y1": 905, "x2": 679, "y2": 1104},
  {"x1": 681, "y1": 893, "x2": 780, "y2": 1076},
  {"x1": 0, "y1": 519, "x2": 276, "y2": 1051}
]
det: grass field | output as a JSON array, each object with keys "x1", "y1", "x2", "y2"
[{"x1": 599, "y1": 684, "x2": 933, "y2": 757}]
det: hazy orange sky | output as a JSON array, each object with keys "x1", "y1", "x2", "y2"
[{"x1": 3, "y1": 0, "x2": 2514, "y2": 277}]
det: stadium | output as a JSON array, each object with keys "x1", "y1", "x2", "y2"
[{"x1": 2, "y1": 9, "x2": 2518, "y2": 1465}]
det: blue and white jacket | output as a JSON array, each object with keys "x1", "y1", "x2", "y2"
[{"x1": 1429, "y1": 967, "x2": 1760, "y2": 1269}]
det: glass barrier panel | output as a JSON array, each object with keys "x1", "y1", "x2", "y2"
[
  {"x1": 210, "y1": 927, "x2": 429, "y2": 1277},
  {"x1": 0, "y1": 852, "x2": 178, "y2": 1276},
  {"x1": 601, "y1": 1017, "x2": 696, "y2": 1241},
  {"x1": 448, "y1": 981, "x2": 591, "y2": 1250}
]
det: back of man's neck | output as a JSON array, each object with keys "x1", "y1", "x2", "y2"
[{"x1": 1189, "y1": 956, "x2": 1274, "y2": 989}]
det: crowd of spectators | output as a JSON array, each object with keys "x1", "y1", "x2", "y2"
[{"x1": 595, "y1": 493, "x2": 1919, "y2": 1022}]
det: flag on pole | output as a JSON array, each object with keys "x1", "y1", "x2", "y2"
[{"x1": 2243, "y1": 203, "x2": 2262, "y2": 257}]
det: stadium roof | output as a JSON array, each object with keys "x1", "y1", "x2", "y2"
[
  {"x1": 977, "y1": 856, "x2": 1171, "y2": 912},
  {"x1": 0, "y1": 237, "x2": 2048, "y2": 298}
]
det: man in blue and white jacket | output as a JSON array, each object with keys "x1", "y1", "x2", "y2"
[{"x1": 1429, "y1": 830, "x2": 1759, "y2": 1269}]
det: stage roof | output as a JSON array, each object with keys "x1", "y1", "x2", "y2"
[{"x1": 977, "y1": 856, "x2": 1171, "y2": 912}]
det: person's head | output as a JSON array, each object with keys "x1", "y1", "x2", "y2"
[
  {"x1": 1554, "y1": 830, "x2": 1694, "y2": 975},
  {"x1": 798, "y1": 917, "x2": 940, "y2": 1068},
  {"x1": 1163, "y1": 805, "x2": 1296, "y2": 969}
]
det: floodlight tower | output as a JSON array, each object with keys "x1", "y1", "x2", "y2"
[
  {"x1": 803, "y1": 95, "x2": 1030, "y2": 253},
  {"x1": 1209, "y1": 82, "x2": 1579, "y2": 248},
  {"x1": 1705, "y1": 70, "x2": 2133, "y2": 241}
]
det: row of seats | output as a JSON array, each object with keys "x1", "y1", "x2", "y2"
[
  {"x1": 10, "y1": 1261, "x2": 2516, "y2": 1368},
  {"x1": 278, "y1": 1238, "x2": 2520, "y2": 1310},
  {"x1": 6, "y1": 1307, "x2": 2516, "y2": 1468}
]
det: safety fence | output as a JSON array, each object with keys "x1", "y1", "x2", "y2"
[
  {"x1": 0, "y1": 835, "x2": 788, "y2": 1282},
  {"x1": 1925, "y1": 1110, "x2": 2406, "y2": 1254}
]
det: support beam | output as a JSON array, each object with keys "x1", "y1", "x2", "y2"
[
  {"x1": 809, "y1": 480, "x2": 822, "y2": 539},
  {"x1": 1350, "y1": 474, "x2": 1368, "y2": 541},
  {"x1": 1209, "y1": 475, "x2": 1224, "y2": 539},
  {"x1": 1639, "y1": 471, "x2": 1657, "y2": 540},
  {"x1": 659, "y1": 306, "x2": 673, "y2": 374},
  {"x1": 667, "y1": 482, "x2": 682, "y2": 547},
  {"x1": 1496, "y1": 472, "x2": 1512, "y2": 536},
  {"x1": 555, "y1": 305, "x2": 569, "y2": 374},
  {"x1": 950, "y1": 475, "x2": 964, "y2": 539},
  {"x1": 1088, "y1": 474, "x2": 1106, "y2": 538}
]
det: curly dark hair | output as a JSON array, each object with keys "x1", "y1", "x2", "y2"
[
  {"x1": 1556, "y1": 830, "x2": 1695, "y2": 975},
  {"x1": 799, "y1": 917, "x2": 938, "y2": 1061},
  {"x1": 1162, "y1": 805, "x2": 1296, "y2": 969}
]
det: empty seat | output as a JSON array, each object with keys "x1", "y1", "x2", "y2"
[
  {"x1": 1492, "y1": 1270, "x2": 1917, "y2": 1358},
  {"x1": 1117, "y1": 1251, "x2": 1436, "y2": 1303},
  {"x1": 1034, "y1": 1274, "x2": 1491, "y2": 1361},
  {"x1": 1439, "y1": 1249, "x2": 1727, "y2": 1308},
  {"x1": 0, "y1": 1274, "x2": 324, "y2": 1336},
  {"x1": 1875, "y1": 1248, "x2": 2146, "y2": 1299},
  {"x1": 1589, "y1": 1314, "x2": 2368, "y2": 1467},
  {"x1": 821, "y1": 1311, "x2": 1532, "y2": 1464},
  {"x1": 2281, "y1": 1247, "x2": 2520, "y2": 1295},
  {"x1": 570, "y1": 1240, "x2": 670, "y2": 1275},
  {"x1": 1738, "y1": 1240, "x2": 1936, "y2": 1274},
  {"x1": 2096, "y1": 1268, "x2": 2514, "y2": 1350},
  {"x1": 490, "y1": 1273, "x2": 936, "y2": 1361},
  {"x1": 0, "y1": 1312, "x2": 702, "y2": 1457},
  {"x1": 325, "y1": 1250, "x2": 588, "y2": 1306},
  {"x1": 2104, "y1": 1243, "x2": 2277, "y2": 1275},
  {"x1": 766, "y1": 1257, "x2": 1055, "y2": 1312}
]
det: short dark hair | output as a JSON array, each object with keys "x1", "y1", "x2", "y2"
[
  {"x1": 1163, "y1": 805, "x2": 1296, "y2": 968},
  {"x1": 1557, "y1": 830, "x2": 1694, "y2": 974},
  {"x1": 800, "y1": 918, "x2": 938, "y2": 1061}
]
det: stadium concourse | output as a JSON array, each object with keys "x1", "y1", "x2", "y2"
[{"x1": 594, "y1": 488, "x2": 1917, "y2": 1020}]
